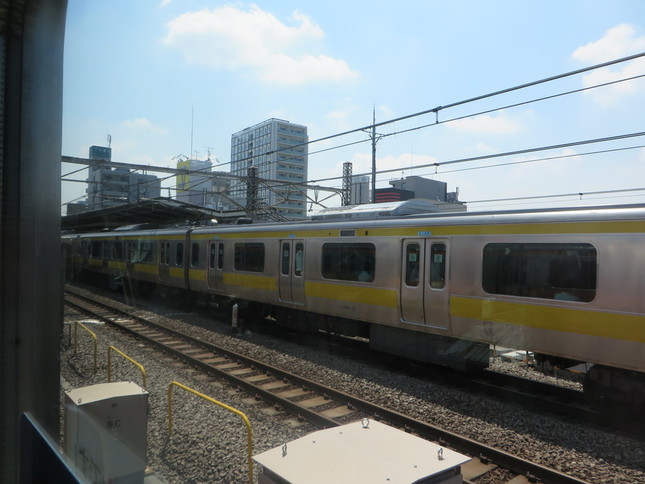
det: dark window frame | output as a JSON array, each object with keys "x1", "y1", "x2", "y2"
[
  {"x1": 234, "y1": 242, "x2": 265, "y2": 272},
  {"x1": 321, "y1": 242, "x2": 375, "y2": 282},
  {"x1": 482, "y1": 242, "x2": 597, "y2": 302}
]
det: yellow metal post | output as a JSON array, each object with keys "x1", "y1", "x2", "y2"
[
  {"x1": 167, "y1": 381, "x2": 254, "y2": 483},
  {"x1": 74, "y1": 321, "x2": 98, "y2": 374},
  {"x1": 107, "y1": 345, "x2": 148, "y2": 389}
]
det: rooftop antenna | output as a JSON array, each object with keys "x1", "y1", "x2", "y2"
[
  {"x1": 107, "y1": 134, "x2": 112, "y2": 147},
  {"x1": 190, "y1": 106, "x2": 194, "y2": 160}
]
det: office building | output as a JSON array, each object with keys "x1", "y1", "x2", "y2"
[
  {"x1": 85, "y1": 145, "x2": 161, "y2": 211},
  {"x1": 230, "y1": 118, "x2": 308, "y2": 219}
]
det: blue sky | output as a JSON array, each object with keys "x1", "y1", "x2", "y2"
[{"x1": 62, "y1": 1, "x2": 645, "y2": 213}]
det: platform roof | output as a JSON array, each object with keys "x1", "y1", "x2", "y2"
[{"x1": 61, "y1": 198, "x2": 246, "y2": 232}]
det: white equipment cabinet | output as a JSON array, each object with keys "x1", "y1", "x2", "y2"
[
  {"x1": 64, "y1": 381, "x2": 148, "y2": 483},
  {"x1": 254, "y1": 419, "x2": 470, "y2": 484}
]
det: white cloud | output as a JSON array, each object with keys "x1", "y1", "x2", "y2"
[
  {"x1": 163, "y1": 5, "x2": 358, "y2": 85},
  {"x1": 572, "y1": 24, "x2": 645, "y2": 106},
  {"x1": 447, "y1": 113, "x2": 521, "y2": 135},
  {"x1": 572, "y1": 24, "x2": 645, "y2": 63},
  {"x1": 123, "y1": 118, "x2": 168, "y2": 135}
]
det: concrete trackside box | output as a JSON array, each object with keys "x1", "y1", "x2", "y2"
[{"x1": 64, "y1": 381, "x2": 149, "y2": 483}]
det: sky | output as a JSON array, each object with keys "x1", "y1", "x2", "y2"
[{"x1": 62, "y1": 0, "x2": 645, "y2": 214}]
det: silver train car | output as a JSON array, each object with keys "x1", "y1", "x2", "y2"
[{"x1": 62, "y1": 204, "x2": 645, "y2": 410}]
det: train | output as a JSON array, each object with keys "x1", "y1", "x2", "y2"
[{"x1": 62, "y1": 204, "x2": 645, "y2": 410}]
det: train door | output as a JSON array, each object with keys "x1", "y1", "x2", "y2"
[
  {"x1": 400, "y1": 239, "x2": 450, "y2": 329},
  {"x1": 159, "y1": 240, "x2": 170, "y2": 283},
  {"x1": 424, "y1": 240, "x2": 450, "y2": 330},
  {"x1": 207, "y1": 240, "x2": 225, "y2": 292},
  {"x1": 278, "y1": 239, "x2": 305, "y2": 305},
  {"x1": 400, "y1": 240, "x2": 425, "y2": 324}
]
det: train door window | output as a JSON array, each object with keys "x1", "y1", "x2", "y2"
[
  {"x1": 429, "y1": 243, "x2": 446, "y2": 289},
  {"x1": 160, "y1": 242, "x2": 166, "y2": 265},
  {"x1": 115, "y1": 241, "x2": 124, "y2": 260},
  {"x1": 209, "y1": 243, "x2": 216, "y2": 269},
  {"x1": 405, "y1": 243, "x2": 421, "y2": 286},
  {"x1": 294, "y1": 243, "x2": 304, "y2": 277},
  {"x1": 191, "y1": 243, "x2": 200, "y2": 267},
  {"x1": 217, "y1": 243, "x2": 224, "y2": 269},
  {"x1": 90, "y1": 240, "x2": 102, "y2": 258},
  {"x1": 176, "y1": 243, "x2": 183, "y2": 265},
  {"x1": 281, "y1": 242, "x2": 291, "y2": 275}
]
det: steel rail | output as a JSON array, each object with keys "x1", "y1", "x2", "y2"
[{"x1": 65, "y1": 287, "x2": 592, "y2": 484}]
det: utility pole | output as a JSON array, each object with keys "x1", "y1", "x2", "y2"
[
  {"x1": 246, "y1": 166, "x2": 258, "y2": 219},
  {"x1": 364, "y1": 107, "x2": 382, "y2": 203},
  {"x1": 342, "y1": 162, "x2": 352, "y2": 206},
  {"x1": 371, "y1": 108, "x2": 376, "y2": 203}
]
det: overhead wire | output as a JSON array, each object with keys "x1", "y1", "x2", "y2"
[{"x1": 62, "y1": 52, "x2": 645, "y2": 207}]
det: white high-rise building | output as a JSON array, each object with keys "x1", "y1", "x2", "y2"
[{"x1": 230, "y1": 118, "x2": 308, "y2": 219}]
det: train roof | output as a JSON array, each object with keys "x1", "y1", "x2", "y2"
[{"x1": 63, "y1": 203, "x2": 645, "y2": 239}]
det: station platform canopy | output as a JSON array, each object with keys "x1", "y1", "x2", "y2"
[{"x1": 61, "y1": 198, "x2": 246, "y2": 232}]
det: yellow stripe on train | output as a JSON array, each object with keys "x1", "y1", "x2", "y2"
[
  {"x1": 305, "y1": 281, "x2": 398, "y2": 308},
  {"x1": 450, "y1": 296, "x2": 645, "y2": 343},
  {"x1": 223, "y1": 272, "x2": 277, "y2": 291}
]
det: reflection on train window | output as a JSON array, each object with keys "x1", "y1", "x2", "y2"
[
  {"x1": 191, "y1": 243, "x2": 200, "y2": 267},
  {"x1": 234, "y1": 242, "x2": 265, "y2": 272},
  {"x1": 482, "y1": 243, "x2": 597, "y2": 302},
  {"x1": 294, "y1": 243, "x2": 304, "y2": 277},
  {"x1": 430, "y1": 243, "x2": 446, "y2": 289},
  {"x1": 217, "y1": 243, "x2": 224, "y2": 270},
  {"x1": 281, "y1": 242, "x2": 290, "y2": 275},
  {"x1": 163, "y1": 242, "x2": 172, "y2": 265},
  {"x1": 405, "y1": 243, "x2": 420, "y2": 286},
  {"x1": 90, "y1": 240, "x2": 102, "y2": 257},
  {"x1": 132, "y1": 240, "x2": 154, "y2": 263},
  {"x1": 114, "y1": 241, "x2": 124, "y2": 260},
  {"x1": 176, "y1": 243, "x2": 183, "y2": 265},
  {"x1": 209, "y1": 243, "x2": 216, "y2": 269},
  {"x1": 321, "y1": 243, "x2": 375, "y2": 282}
]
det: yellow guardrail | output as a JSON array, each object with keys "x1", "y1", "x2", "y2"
[
  {"x1": 107, "y1": 346, "x2": 148, "y2": 389},
  {"x1": 167, "y1": 381, "x2": 254, "y2": 483},
  {"x1": 74, "y1": 321, "x2": 97, "y2": 374}
]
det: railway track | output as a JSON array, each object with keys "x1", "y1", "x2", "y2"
[{"x1": 65, "y1": 287, "x2": 594, "y2": 484}]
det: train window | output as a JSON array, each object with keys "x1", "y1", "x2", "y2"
[
  {"x1": 405, "y1": 244, "x2": 421, "y2": 286},
  {"x1": 90, "y1": 240, "x2": 102, "y2": 258},
  {"x1": 176, "y1": 243, "x2": 183, "y2": 265},
  {"x1": 132, "y1": 240, "x2": 154, "y2": 263},
  {"x1": 209, "y1": 243, "x2": 216, "y2": 269},
  {"x1": 217, "y1": 243, "x2": 224, "y2": 270},
  {"x1": 281, "y1": 242, "x2": 291, "y2": 275},
  {"x1": 321, "y1": 243, "x2": 375, "y2": 282},
  {"x1": 482, "y1": 243, "x2": 597, "y2": 302},
  {"x1": 160, "y1": 242, "x2": 166, "y2": 265},
  {"x1": 430, "y1": 243, "x2": 446, "y2": 289},
  {"x1": 294, "y1": 243, "x2": 304, "y2": 277},
  {"x1": 114, "y1": 241, "x2": 124, "y2": 260},
  {"x1": 191, "y1": 243, "x2": 200, "y2": 267},
  {"x1": 234, "y1": 243, "x2": 265, "y2": 272}
]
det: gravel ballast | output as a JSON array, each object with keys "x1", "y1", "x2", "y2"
[{"x1": 61, "y1": 289, "x2": 645, "y2": 483}]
